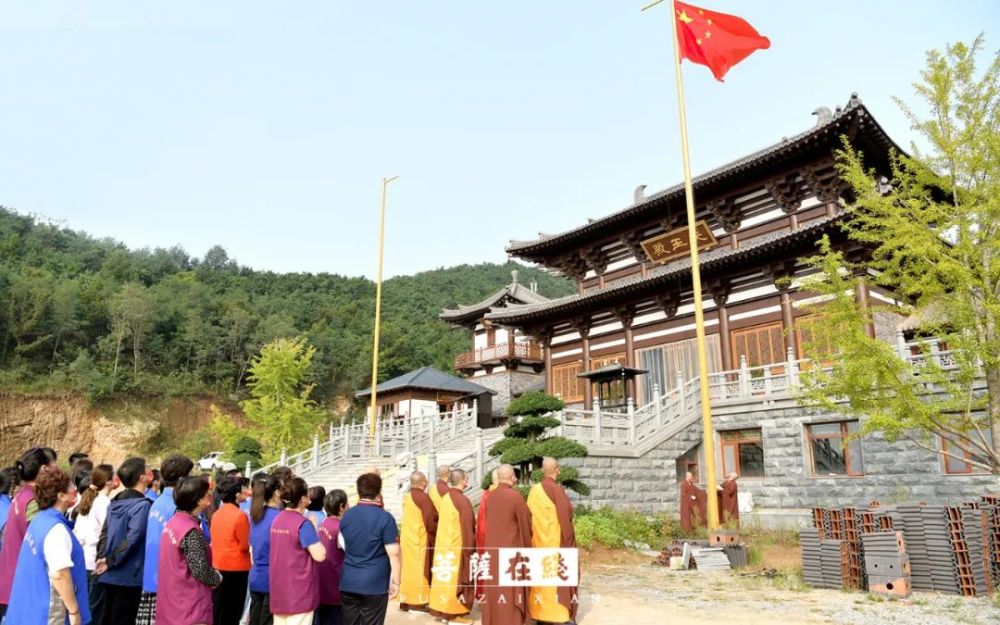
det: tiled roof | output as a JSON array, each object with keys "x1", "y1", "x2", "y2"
[
  {"x1": 439, "y1": 274, "x2": 550, "y2": 324},
  {"x1": 355, "y1": 366, "x2": 495, "y2": 398},
  {"x1": 506, "y1": 95, "x2": 897, "y2": 257},
  {"x1": 486, "y1": 215, "x2": 844, "y2": 324}
]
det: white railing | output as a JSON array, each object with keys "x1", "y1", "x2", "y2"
[
  {"x1": 551, "y1": 338, "x2": 963, "y2": 450},
  {"x1": 258, "y1": 403, "x2": 479, "y2": 476}
]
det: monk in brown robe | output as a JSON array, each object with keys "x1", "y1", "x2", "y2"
[
  {"x1": 430, "y1": 464, "x2": 451, "y2": 511},
  {"x1": 719, "y1": 472, "x2": 740, "y2": 525},
  {"x1": 428, "y1": 469, "x2": 476, "y2": 623},
  {"x1": 481, "y1": 464, "x2": 532, "y2": 625},
  {"x1": 680, "y1": 471, "x2": 708, "y2": 532},
  {"x1": 527, "y1": 457, "x2": 578, "y2": 625}
]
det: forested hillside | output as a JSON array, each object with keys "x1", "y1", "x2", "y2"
[{"x1": 0, "y1": 207, "x2": 573, "y2": 410}]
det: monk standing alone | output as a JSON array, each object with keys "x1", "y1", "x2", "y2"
[
  {"x1": 428, "y1": 469, "x2": 475, "y2": 623},
  {"x1": 719, "y1": 473, "x2": 740, "y2": 525},
  {"x1": 527, "y1": 457, "x2": 578, "y2": 625},
  {"x1": 481, "y1": 464, "x2": 532, "y2": 625},
  {"x1": 399, "y1": 471, "x2": 437, "y2": 612},
  {"x1": 680, "y1": 471, "x2": 708, "y2": 532}
]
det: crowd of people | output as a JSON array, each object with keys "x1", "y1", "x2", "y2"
[{"x1": 0, "y1": 446, "x2": 579, "y2": 625}]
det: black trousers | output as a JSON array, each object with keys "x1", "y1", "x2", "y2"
[
  {"x1": 87, "y1": 572, "x2": 106, "y2": 624},
  {"x1": 214, "y1": 570, "x2": 249, "y2": 625},
  {"x1": 101, "y1": 583, "x2": 142, "y2": 625},
  {"x1": 314, "y1": 604, "x2": 343, "y2": 625},
  {"x1": 340, "y1": 592, "x2": 387, "y2": 625},
  {"x1": 248, "y1": 591, "x2": 273, "y2": 625}
]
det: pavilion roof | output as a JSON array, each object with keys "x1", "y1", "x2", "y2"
[
  {"x1": 505, "y1": 94, "x2": 901, "y2": 262},
  {"x1": 485, "y1": 214, "x2": 845, "y2": 326},
  {"x1": 439, "y1": 270, "x2": 550, "y2": 325},
  {"x1": 355, "y1": 366, "x2": 495, "y2": 398}
]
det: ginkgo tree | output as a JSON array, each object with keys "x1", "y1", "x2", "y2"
[{"x1": 797, "y1": 37, "x2": 999, "y2": 474}]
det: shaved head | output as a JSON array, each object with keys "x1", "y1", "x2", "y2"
[
  {"x1": 436, "y1": 465, "x2": 451, "y2": 480},
  {"x1": 498, "y1": 464, "x2": 516, "y2": 485},
  {"x1": 363, "y1": 465, "x2": 381, "y2": 476},
  {"x1": 542, "y1": 457, "x2": 560, "y2": 477},
  {"x1": 449, "y1": 469, "x2": 467, "y2": 487},
  {"x1": 410, "y1": 471, "x2": 427, "y2": 487}
]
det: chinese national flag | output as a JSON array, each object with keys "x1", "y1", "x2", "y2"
[{"x1": 675, "y1": 1, "x2": 770, "y2": 81}]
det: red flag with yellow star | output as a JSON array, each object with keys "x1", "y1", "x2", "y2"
[{"x1": 675, "y1": 1, "x2": 769, "y2": 81}]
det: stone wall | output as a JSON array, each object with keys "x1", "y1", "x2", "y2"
[
  {"x1": 472, "y1": 369, "x2": 544, "y2": 416},
  {"x1": 566, "y1": 399, "x2": 997, "y2": 526}
]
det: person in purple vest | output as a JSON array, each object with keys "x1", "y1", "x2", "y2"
[
  {"x1": 137, "y1": 454, "x2": 196, "y2": 625},
  {"x1": 0, "y1": 447, "x2": 53, "y2": 621},
  {"x1": 268, "y1": 477, "x2": 326, "y2": 625},
  {"x1": 6, "y1": 465, "x2": 89, "y2": 625},
  {"x1": 156, "y1": 475, "x2": 221, "y2": 625},
  {"x1": 94, "y1": 457, "x2": 154, "y2": 625},
  {"x1": 248, "y1": 474, "x2": 282, "y2": 625},
  {"x1": 316, "y1": 489, "x2": 348, "y2": 625},
  {"x1": 338, "y1": 472, "x2": 400, "y2": 625}
]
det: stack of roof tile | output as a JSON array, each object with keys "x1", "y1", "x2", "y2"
[
  {"x1": 800, "y1": 527, "x2": 824, "y2": 587},
  {"x1": 960, "y1": 506, "x2": 990, "y2": 595},
  {"x1": 897, "y1": 502, "x2": 933, "y2": 591},
  {"x1": 922, "y1": 505, "x2": 961, "y2": 595}
]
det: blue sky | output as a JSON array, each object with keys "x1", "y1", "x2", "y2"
[{"x1": 1, "y1": 1, "x2": 996, "y2": 278}]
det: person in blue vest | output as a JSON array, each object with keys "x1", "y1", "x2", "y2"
[
  {"x1": 94, "y1": 457, "x2": 153, "y2": 625},
  {"x1": 135, "y1": 454, "x2": 195, "y2": 625},
  {"x1": 6, "y1": 465, "x2": 90, "y2": 625}
]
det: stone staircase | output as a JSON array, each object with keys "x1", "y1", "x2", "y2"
[{"x1": 295, "y1": 427, "x2": 505, "y2": 521}]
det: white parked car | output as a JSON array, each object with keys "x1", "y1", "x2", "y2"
[{"x1": 197, "y1": 451, "x2": 227, "y2": 471}]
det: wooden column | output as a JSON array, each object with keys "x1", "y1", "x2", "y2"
[
  {"x1": 575, "y1": 319, "x2": 592, "y2": 407},
  {"x1": 709, "y1": 280, "x2": 732, "y2": 370},
  {"x1": 780, "y1": 292, "x2": 796, "y2": 354},
  {"x1": 540, "y1": 329, "x2": 554, "y2": 395},
  {"x1": 616, "y1": 305, "x2": 637, "y2": 368},
  {"x1": 825, "y1": 202, "x2": 838, "y2": 218},
  {"x1": 855, "y1": 276, "x2": 876, "y2": 338}
]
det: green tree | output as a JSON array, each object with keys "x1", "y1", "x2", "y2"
[
  {"x1": 231, "y1": 435, "x2": 263, "y2": 470},
  {"x1": 238, "y1": 336, "x2": 326, "y2": 455},
  {"x1": 488, "y1": 391, "x2": 590, "y2": 495},
  {"x1": 797, "y1": 37, "x2": 999, "y2": 473}
]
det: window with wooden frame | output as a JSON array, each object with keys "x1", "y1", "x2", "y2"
[
  {"x1": 720, "y1": 428, "x2": 764, "y2": 478},
  {"x1": 795, "y1": 314, "x2": 837, "y2": 366},
  {"x1": 550, "y1": 361, "x2": 585, "y2": 403},
  {"x1": 636, "y1": 336, "x2": 722, "y2": 403},
  {"x1": 941, "y1": 431, "x2": 993, "y2": 475},
  {"x1": 731, "y1": 321, "x2": 785, "y2": 369},
  {"x1": 806, "y1": 420, "x2": 864, "y2": 477}
]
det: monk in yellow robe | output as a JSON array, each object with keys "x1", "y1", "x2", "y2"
[
  {"x1": 400, "y1": 471, "x2": 438, "y2": 612},
  {"x1": 527, "y1": 457, "x2": 578, "y2": 624},
  {"x1": 482, "y1": 464, "x2": 532, "y2": 625},
  {"x1": 429, "y1": 469, "x2": 476, "y2": 623},
  {"x1": 429, "y1": 464, "x2": 451, "y2": 511}
]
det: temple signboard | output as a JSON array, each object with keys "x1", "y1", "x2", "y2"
[{"x1": 640, "y1": 221, "x2": 718, "y2": 264}]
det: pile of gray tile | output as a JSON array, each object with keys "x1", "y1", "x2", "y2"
[
  {"x1": 896, "y1": 503, "x2": 933, "y2": 591},
  {"x1": 960, "y1": 507, "x2": 990, "y2": 595},
  {"x1": 689, "y1": 547, "x2": 731, "y2": 572},
  {"x1": 861, "y1": 531, "x2": 911, "y2": 598},
  {"x1": 920, "y1": 505, "x2": 962, "y2": 594},
  {"x1": 800, "y1": 527, "x2": 824, "y2": 587}
]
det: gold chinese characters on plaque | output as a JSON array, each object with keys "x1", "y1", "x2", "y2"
[{"x1": 640, "y1": 221, "x2": 718, "y2": 265}]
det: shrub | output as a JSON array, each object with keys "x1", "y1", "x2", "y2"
[
  {"x1": 506, "y1": 391, "x2": 565, "y2": 417},
  {"x1": 574, "y1": 507, "x2": 671, "y2": 549}
]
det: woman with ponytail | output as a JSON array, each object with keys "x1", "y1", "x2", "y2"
[
  {"x1": 72, "y1": 464, "x2": 114, "y2": 618},
  {"x1": 0, "y1": 447, "x2": 53, "y2": 619},
  {"x1": 247, "y1": 473, "x2": 282, "y2": 625}
]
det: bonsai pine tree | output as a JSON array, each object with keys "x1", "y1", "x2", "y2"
[{"x1": 487, "y1": 391, "x2": 590, "y2": 495}]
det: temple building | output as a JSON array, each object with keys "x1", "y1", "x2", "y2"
[
  {"x1": 440, "y1": 269, "x2": 547, "y2": 417},
  {"x1": 356, "y1": 366, "x2": 494, "y2": 425},
  {"x1": 486, "y1": 94, "x2": 898, "y2": 409},
  {"x1": 470, "y1": 95, "x2": 994, "y2": 522}
]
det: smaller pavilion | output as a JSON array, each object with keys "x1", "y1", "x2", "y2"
[{"x1": 355, "y1": 366, "x2": 495, "y2": 427}]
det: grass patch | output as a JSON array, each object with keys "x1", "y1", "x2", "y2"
[{"x1": 573, "y1": 507, "x2": 675, "y2": 550}]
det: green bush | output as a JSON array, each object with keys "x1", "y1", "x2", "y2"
[
  {"x1": 573, "y1": 507, "x2": 671, "y2": 549},
  {"x1": 231, "y1": 435, "x2": 263, "y2": 470},
  {"x1": 506, "y1": 391, "x2": 565, "y2": 417}
]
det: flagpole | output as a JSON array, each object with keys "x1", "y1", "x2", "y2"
[
  {"x1": 645, "y1": 0, "x2": 720, "y2": 528},
  {"x1": 369, "y1": 175, "x2": 399, "y2": 447}
]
